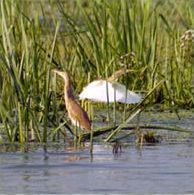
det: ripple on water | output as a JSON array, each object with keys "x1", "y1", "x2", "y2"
[{"x1": 0, "y1": 142, "x2": 193, "y2": 194}]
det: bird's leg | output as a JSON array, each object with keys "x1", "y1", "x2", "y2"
[
  {"x1": 134, "y1": 111, "x2": 144, "y2": 148},
  {"x1": 74, "y1": 122, "x2": 83, "y2": 149},
  {"x1": 82, "y1": 99, "x2": 88, "y2": 113},
  {"x1": 83, "y1": 100, "x2": 93, "y2": 120},
  {"x1": 89, "y1": 124, "x2": 94, "y2": 155},
  {"x1": 113, "y1": 88, "x2": 117, "y2": 125},
  {"x1": 73, "y1": 123, "x2": 78, "y2": 149},
  {"x1": 81, "y1": 99, "x2": 85, "y2": 110},
  {"x1": 89, "y1": 101, "x2": 94, "y2": 121},
  {"x1": 78, "y1": 125, "x2": 83, "y2": 148}
]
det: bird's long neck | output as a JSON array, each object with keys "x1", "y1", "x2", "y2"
[
  {"x1": 64, "y1": 85, "x2": 74, "y2": 99},
  {"x1": 64, "y1": 76, "x2": 74, "y2": 104}
]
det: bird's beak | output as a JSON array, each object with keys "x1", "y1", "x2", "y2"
[
  {"x1": 52, "y1": 69, "x2": 60, "y2": 74},
  {"x1": 52, "y1": 69, "x2": 64, "y2": 78}
]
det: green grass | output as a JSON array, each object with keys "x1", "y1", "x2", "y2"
[{"x1": 0, "y1": 0, "x2": 193, "y2": 144}]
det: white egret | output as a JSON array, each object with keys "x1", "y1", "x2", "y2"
[{"x1": 79, "y1": 68, "x2": 141, "y2": 104}]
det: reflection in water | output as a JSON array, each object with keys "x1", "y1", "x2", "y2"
[{"x1": 0, "y1": 143, "x2": 193, "y2": 194}]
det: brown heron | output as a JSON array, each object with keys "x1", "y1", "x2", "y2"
[{"x1": 53, "y1": 69, "x2": 91, "y2": 131}]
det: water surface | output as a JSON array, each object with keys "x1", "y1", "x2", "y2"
[{"x1": 0, "y1": 142, "x2": 193, "y2": 194}]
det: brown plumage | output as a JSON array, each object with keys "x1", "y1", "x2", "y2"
[
  {"x1": 53, "y1": 70, "x2": 91, "y2": 131},
  {"x1": 107, "y1": 67, "x2": 133, "y2": 82}
]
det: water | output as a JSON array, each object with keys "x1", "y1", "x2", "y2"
[{"x1": 0, "y1": 142, "x2": 193, "y2": 194}]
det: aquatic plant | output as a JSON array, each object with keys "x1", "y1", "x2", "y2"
[{"x1": 0, "y1": 0, "x2": 193, "y2": 144}]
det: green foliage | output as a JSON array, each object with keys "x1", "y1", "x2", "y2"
[{"x1": 0, "y1": 0, "x2": 193, "y2": 143}]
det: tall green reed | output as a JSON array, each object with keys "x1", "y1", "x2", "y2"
[
  {"x1": 0, "y1": 0, "x2": 193, "y2": 144},
  {"x1": 0, "y1": 0, "x2": 60, "y2": 143}
]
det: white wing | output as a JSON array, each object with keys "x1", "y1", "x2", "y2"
[
  {"x1": 113, "y1": 82, "x2": 142, "y2": 104},
  {"x1": 79, "y1": 80, "x2": 121, "y2": 102},
  {"x1": 79, "y1": 80, "x2": 141, "y2": 104}
]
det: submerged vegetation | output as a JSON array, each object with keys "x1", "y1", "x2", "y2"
[{"x1": 0, "y1": 0, "x2": 193, "y2": 144}]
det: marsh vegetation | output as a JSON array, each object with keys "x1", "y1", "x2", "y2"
[{"x1": 0, "y1": 0, "x2": 193, "y2": 144}]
